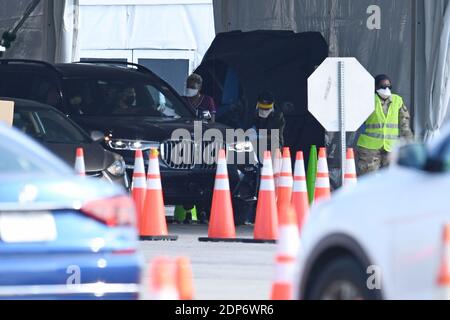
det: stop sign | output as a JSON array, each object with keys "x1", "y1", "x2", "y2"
[{"x1": 308, "y1": 58, "x2": 375, "y2": 132}]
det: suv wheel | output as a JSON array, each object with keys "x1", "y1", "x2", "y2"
[{"x1": 306, "y1": 256, "x2": 380, "y2": 300}]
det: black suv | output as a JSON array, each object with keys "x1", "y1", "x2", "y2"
[{"x1": 0, "y1": 59, "x2": 259, "y2": 224}]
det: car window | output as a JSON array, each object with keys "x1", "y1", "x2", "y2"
[
  {"x1": 0, "y1": 126, "x2": 70, "y2": 175},
  {"x1": 13, "y1": 108, "x2": 90, "y2": 144},
  {"x1": 63, "y1": 78, "x2": 193, "y2": 119},
  {"x1": 0, "y1": 72, "x2": 62, "y2": 110}
]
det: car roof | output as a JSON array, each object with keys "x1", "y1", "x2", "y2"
[
  {"x1": 55, "y1": 63, "x2": 152, "y2": 80},
  {"x1": 0, "y1": 97, "x2": 57, "y2": 110},
  {"x1": 0, "y1": 60, "x2": 156, "y2": 81}
]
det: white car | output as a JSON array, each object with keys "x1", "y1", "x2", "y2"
[{"x1": 295, "y1": 128, "x2": 450, "y2": 300}]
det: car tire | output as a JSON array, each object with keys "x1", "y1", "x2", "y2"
[{"x1": 305, "y1": 256, "x2": 381, "y2": 300}]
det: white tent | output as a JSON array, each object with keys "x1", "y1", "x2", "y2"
[
  {"x1": 1, "y1": 0, "x2": 216, "y2": 94},
  {"x1": 77, "y1": 0, "x2": 215, "y2": 68}
]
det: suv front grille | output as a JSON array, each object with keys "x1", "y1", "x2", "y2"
[
  {"x1": 160, "y1": 140, "x2": 225, "y2": 170},
  {"x1": 160, "y1": 140, "x2": 195, "y2": 170},
  {"x1": 198, "y1": 140, "x2": 224, "y2": 170}
]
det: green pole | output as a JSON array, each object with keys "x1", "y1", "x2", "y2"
[{"x1": 306, "y1": 145, "x2": 318, "y2": 204}]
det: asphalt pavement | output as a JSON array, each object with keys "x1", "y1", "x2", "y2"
[{"x1": 139, "y1": 224, "x2": 277, "y2": 300}]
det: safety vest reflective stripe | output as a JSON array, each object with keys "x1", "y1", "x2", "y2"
[
  {"x1": 363, "y1": 133, "x2": 399, "y2": 140},
  {"x1": 365, "y1": 124, "x2": 399, "y2": 129}
]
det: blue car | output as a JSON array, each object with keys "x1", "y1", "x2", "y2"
[{"x1": 0, "y1": 123, "x2": 142, "y2": 299}]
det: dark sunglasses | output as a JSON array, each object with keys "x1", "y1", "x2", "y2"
[{"x1": 379, "y1": 85, "x2": 392, "y2": 90}]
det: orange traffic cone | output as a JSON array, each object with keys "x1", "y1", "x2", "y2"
[
  {"x1": 199, "y1": 149, "x2": 242, "y2": 242},
  {"x1": 270, "y1": 203, "x2": 300, "y2": 300},
  {"x1": 277, "y1": 148, "x2": 293, "y2": 216},
  {"x1": 74, "y1": 147, "x2": 85, "y2": 176},
  {"x1": 148, "y1": 257, "x2": 179, "y2": 300},
  {"x1": 314, "y1": 147, "x2": 331, "y2": 203},
  {"x1": 437, "y1": 225, "x2": 450, "y2": 299},
  {"x1": 253, "y1": 151, "x2": 278, "y2": 242},
  {"x1": 273, "y1": 148, "x2": 282, "y2": 195},
  {"x1": 291, "y1": 151, "x2": 309, "y2": 234},
  {"x1": 141, "y1": 148, "x2": 178, "y2": 241},
  {"x1": 176, "y1": 257, "x2": 195, "y2": 300},
  {"x1": 344, "y1": 148, "x2": 357, "y2": 187},
  {"x1": 131, "y1": 149, "x2": 146, "y2": 233}
]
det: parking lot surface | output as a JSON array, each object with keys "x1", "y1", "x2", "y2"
[{"x1": 139, "y1": 225, "x2": 277, "y2": 300}]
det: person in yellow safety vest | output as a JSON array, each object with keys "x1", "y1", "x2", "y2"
[{"x1": 356, "y1": 74, "x2": 414, "y2": 176}]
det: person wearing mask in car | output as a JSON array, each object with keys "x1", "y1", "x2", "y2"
[
  {"x1": 356, "y1": 74, "x2": 414, "y2": 176},
  {"x1": 254, "y1": 90, "x2": 285, "y2": 153},
  {"x1": 183, "y1": 73, "x2": 216, "y2": 122},
  {"x1": 112, "y1": 87, "x2": 137, "y2": 114}
]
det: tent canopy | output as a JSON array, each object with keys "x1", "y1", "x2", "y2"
[
  {"x1": 195, "y1": 30, "x2": 328, "y2": 162},
  {"x1": 212, "y1": 0, "x2": 450, "y2": 140}
]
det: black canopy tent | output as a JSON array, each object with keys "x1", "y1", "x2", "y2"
[{"x1": 195, "y1": 30, "x2": 328, "y2": 163}]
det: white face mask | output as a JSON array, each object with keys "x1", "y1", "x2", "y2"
[
  {"x1": 258, "y1": 108, "x2": 273, "y2": 119},
  {"x1": 185, "y1": 88, "x2": 199, "y2": 97},
  {"x1": 377, "y1": 88, "x2": 392, "y2": 99}
]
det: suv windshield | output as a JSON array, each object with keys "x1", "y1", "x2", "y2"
[
  {"x1": 13, "y1": 108, "x2": 90, "y2": 144},
  {"x1": 64, "y1": 78, "x2": 193, "y2": 119}
]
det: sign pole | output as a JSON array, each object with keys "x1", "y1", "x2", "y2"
[{"x1": 338, "y1": 61, "x2": 346, "y2": 187}]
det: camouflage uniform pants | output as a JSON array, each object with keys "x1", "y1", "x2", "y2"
[{"x1": 356, "y1": 146, "x2": 390, "y2": 176}]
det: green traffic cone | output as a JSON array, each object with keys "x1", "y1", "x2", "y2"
[{"x1": 307, "y1": 145, "x2": 318, "y2": 204}]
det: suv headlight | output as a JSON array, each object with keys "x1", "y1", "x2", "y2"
[
  {"x1": 228, "y1": 141, "x2": 254, "y2": 153},
  {"x1": 107, "y1": 158, "x2": 126, "y2": 176},
  {"x1": 108, "y1": 139, "x2": 159, "y2": 151}
]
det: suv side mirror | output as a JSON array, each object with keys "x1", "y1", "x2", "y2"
[
  {"x1": 90, "y1": 130, "x2": 105, "y2": 142},
  {"x1": 396, "y1": 143, "x2": 428, "y2": 170}
]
